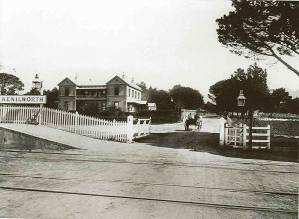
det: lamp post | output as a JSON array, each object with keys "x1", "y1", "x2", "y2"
[
  {"x1": 32, "y1": 73, "x2": 43, "y2": 94},
  {"x1": 237, "y1": 90, "x2": 247, "y2": 148},
  {"x1": 237, "y1": 90, "x2": 246, "y2": 123}
]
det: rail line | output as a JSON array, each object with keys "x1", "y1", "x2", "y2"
[
  {"x1": 0, "y1": 186, "x2": 296, "y2": 214},
  {"x1": 0, "y1": 154, "x2": 297, "y2": 174},
  {"x1": 0, "y1": 173, "x2": 296, "y2": 196},
  {"x1": 1, "y1": 149, "x2": 297, "y2": 168}
]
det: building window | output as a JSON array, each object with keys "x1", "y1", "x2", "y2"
[
  {"x1": 128, "y1": 89, "x2": 131, "y2": 97},
  {"x1": 65, "y1": 87, "x2": 70, "y2": 96},
  {"x1": 114, "y1": 87, "x2": 120, "y2": 96},
  {"x1": 60, "y1": 88, "x2": 65, "y2": 96},
  {"x1": 98, "y1": 102, "x2": 106, "y2": 111},
  {"x1": 102, "y1": 102, "x2": 106, "y2": 111}
]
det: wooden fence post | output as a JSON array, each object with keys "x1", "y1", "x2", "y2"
[
  {"x1": 267, "y1": 125, "x2": 271, "y2": 149},
  {"x1": 127, "y1": 115, "x2": 134, "y2": 143},
  {"x1": 224, "y1": 123, "x2": 228, "y2": 145},
  {"x1": 242, "y1": 124, "x2": 247, "y2": 149},
  {"x1": 148, "y1": 117, "x2": 152, "y2": 134},
  {"x1": 75, "y1": 111, "x2": 79, "y2": 133},
  {"x1": 219, "y1": 117, "x2": 226, "y2": 145},
  {"x1": 38, "y1": 104, "x2": 43, "y2": 125}
]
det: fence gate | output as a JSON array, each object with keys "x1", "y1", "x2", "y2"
[
  {"x1": 224, "y1": 124, "x2": 244, "y2": 148},
  {"x1": 223, "y1": 124, "x2": 270, "y2": 149}
]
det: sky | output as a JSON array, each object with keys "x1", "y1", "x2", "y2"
[{"x1": 0, "y1": 0, "x2": 298, "y2": 98}]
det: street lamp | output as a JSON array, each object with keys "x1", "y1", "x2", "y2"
[
  {"x1": 237, "y1": 89, "x2": 254, "y2": 149},
  {"x1": 237, "y1": 90, "x2": 246, "y2": 107},
  {"x1": 32, "y1": 74, "x2": 43, "y2": 94},
  {"x1": 237, "y1": 90, "x2": 248, "y2": 148},
  {"x1": 237, "y1": 90, "x2": 246, "y2": 123}
]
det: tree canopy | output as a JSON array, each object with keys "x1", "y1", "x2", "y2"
[
  {"x1": 43, "y1": 88, "x2": 59, "y2": 109},
  {"x1": 209, "y1": 64, "x2": 269, "y2": 114},
  {"x1": 169, "y1": 85, "x2": 203, "y2": 109},
  {"x1": 268, "y1": 88, "x2": 292, "y2": 112},
  {"x1": 0, "y1": 72, "x2": 24, "y2": 95},
  {"x1": 25, "y1": 88, "x2": 41, "y2": 95},
  {"x1": 216, "y1": 0, "x2": 299, "y2": 76},
  {"x1": 147, "y1": 88, "x2": 174, "y2": 111},
  {"x1": 136, "y1": 81, "x2": 149, "y2": 101}
]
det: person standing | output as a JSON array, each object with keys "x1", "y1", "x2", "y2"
[{"x1": 197, "y1": 116, "x2": 203, "y2": 131}]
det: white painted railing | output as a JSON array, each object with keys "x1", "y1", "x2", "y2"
[
  {"x1": 0, "y1": 105, "x2": 151, "y2": 142},
  {"x1": 134, "y1": 118, "x2": 151, "y2": 139},
  {"x1": 223, "y1": 124, "x2": 270, "y2": 149}
]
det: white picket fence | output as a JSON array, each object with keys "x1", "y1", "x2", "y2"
[
  {"x1": 0, "y1": 105, "x2": 151, "y2": 142},
  {"x1": 224, "y1": 124, "x2": 270, "y2": 149}
]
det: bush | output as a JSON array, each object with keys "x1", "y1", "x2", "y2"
[
  {"x1": 255, "y1": 119, "x2": 299, "y2": 137},
  {"x1": 256, "y1": 112, "x2": 299, "y2": 120},
  {"x1": 136, "y1": 110, "x2": 179, "y2": 124},
  {"x1": 98, "y1": 107, "x2": 129, "y2": 121}
]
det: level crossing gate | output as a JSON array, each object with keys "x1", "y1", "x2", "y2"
[{"x1": 223, "y1": 123, "x2": 271, "y2": 149}]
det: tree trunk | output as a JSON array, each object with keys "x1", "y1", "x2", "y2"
[{"x1": 272, "y1": 52, "x2": 299, "y2": 77}]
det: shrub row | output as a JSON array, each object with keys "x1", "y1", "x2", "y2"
[
  {"x1": 255, "y1": 119, "x2": 299, "y2": 137},
  {"x1": 256, "y1": 112, "x2": 299, "y2": 120}
]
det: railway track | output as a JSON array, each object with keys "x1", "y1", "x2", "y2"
[
  {"x1": 0, "y1": 172, "x2": 296, "y2": 196},
  {"x1": 0, "y1": 153, "x2": 297, "y2": 174},
  {"x1": 0, "y1": 186, "x2": 297, "y2": 214},
  {"x1": 2, "y1": 149, "x2": 296, "y2": 168},
  {"x1": 1, "y1": 149, "x2": 297, "y2": 217}
]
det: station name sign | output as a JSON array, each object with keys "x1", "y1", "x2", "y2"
[{"x1": 0, "y1": 95, "x2": 47, "y2": 104}]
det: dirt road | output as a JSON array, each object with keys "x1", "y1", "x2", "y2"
[{"x1": 0, "y1": 140, "x2": 298, "y2": 218}]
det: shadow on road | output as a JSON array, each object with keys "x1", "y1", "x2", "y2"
[{"x1": 135, "y1": 132, "x2": 298, "y2": 163}]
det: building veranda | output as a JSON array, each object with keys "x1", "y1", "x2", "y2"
[{"x1": 57, "y1": 75, "x2": 154, "y2": 114}]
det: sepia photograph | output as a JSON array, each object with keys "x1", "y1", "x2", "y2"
[{"x1": 0, "y1": 0, "x2": 298, "y2": 218}]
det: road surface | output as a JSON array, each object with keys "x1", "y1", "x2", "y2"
[{"x1": 0, "y1": 122, "x2": 298, "y2": 218}]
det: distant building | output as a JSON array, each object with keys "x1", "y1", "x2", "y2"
[
  {"x1": 57, "y1": 75, "x2": 150, "y2": 113},
  {"x1": 147, "y1": 103, "x2": 157, "y2": 111}
]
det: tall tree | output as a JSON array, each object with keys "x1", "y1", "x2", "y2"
[
  {"x1": 288, "y1": 98, "x2": 299, "y2": 114},
  {"x1": 43, "y1": 88, "x2": 59, "y2": 109},
  {"x1": 216, "y1": 0, "x2": 299, "y2": 76},
  {"x1": 209, "y1": 79, "x2": 237, "y2": 114},
  {"x1": 232, "y1": 64, "x2": 269, "y2": 110},
  {"x1": 25, "y1": 88, "x2": 41, "y2": 95},
  {"x1": 209, "y1": 64, "x2": 269, "y2": 113},
  {"x1": 0, "y1": 72, "x2": 24, "y2": 95},
  {"x1": 147, "y1": 88, "x2": 174, "y2": 111},
  {"x1": 269, "y1": 88, "x2": 292, "y2": 112},
  {"x1": 169, "y1": 85, "x2": 203, "y2": 109},
  {"x1": 211, "y1": 64, "x2": 269, "y2": 149},
  {"x1": 136, "y1": 81, "x2": 149, "y2": 101}
]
